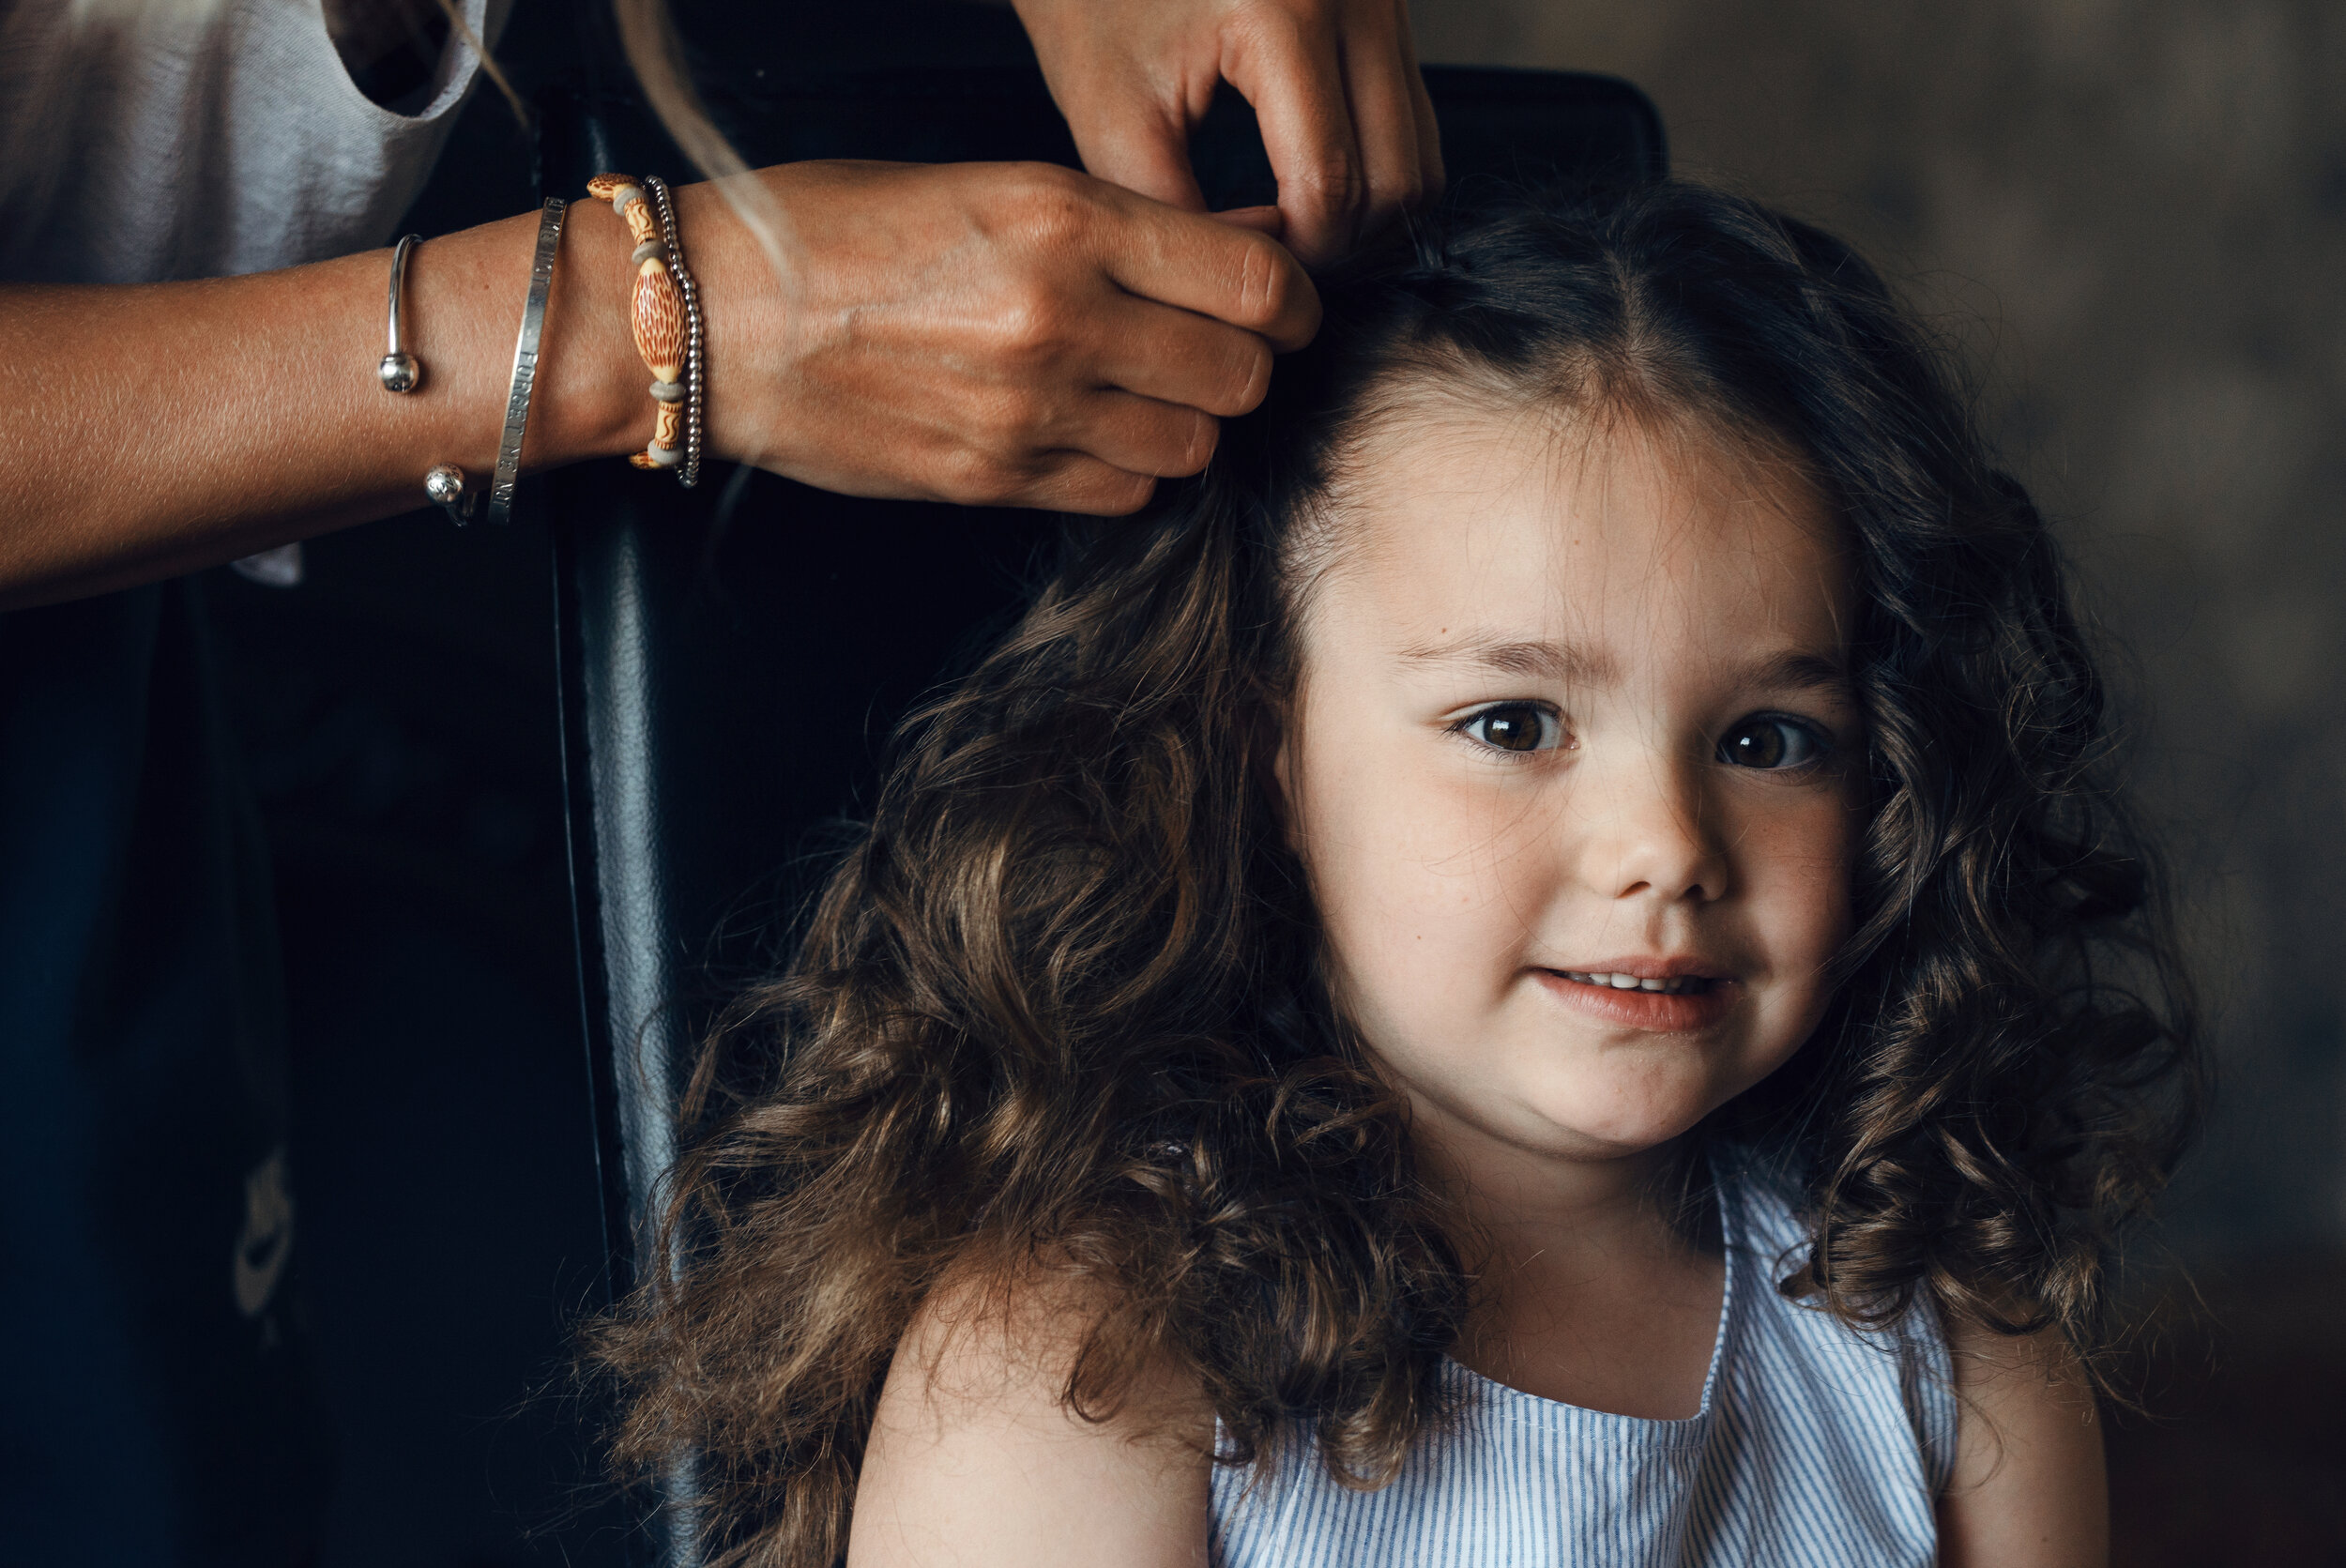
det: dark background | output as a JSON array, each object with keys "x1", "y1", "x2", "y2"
[{"x1": 204, "y1": 1, "x2": 2341, "y2": 1562}]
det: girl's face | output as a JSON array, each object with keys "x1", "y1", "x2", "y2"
[{"x1": 1281, "y1": 396, "x2": 1863, "y2": 1172}]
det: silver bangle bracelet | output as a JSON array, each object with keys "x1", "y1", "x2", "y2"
[
  {"x1": 644, "y1": 175, "x2": 705, "y2": 489},
  {"x1": 424, "y1": 196, "x2": 568, "y2": 526},
  {"x1": 379, "y1": 233, "x2": 422, "y2": 393}
]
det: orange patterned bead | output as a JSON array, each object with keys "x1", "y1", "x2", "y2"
[
  {"x1": 632, "y1": 262, "x2": 686, "y2": 384},
  {"x1": 590, "y1": 171, "x2": 694, "y2": 474}
]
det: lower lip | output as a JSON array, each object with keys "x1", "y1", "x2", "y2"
[{"x1": 1532, "y1": 971, "x2": 1737, "y2": 1032}]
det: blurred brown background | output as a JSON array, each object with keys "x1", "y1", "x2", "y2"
[{"x1": 1408, "y1": 1, "x2": 2345, "y2": 1559}]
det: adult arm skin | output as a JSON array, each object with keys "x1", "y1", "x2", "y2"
[
  {"x1": 0, "y1": 160, "x2": 1314, "y2": 611},
  {"x1": 1015, "y1": 0, "x2": 1441, "y2": 266},
  {"x1": 1937, "y1": 1319, "x2": 2110, "y2": 1568},
  {"x1": 848, "y1": 1272, "x2": 1212, "y2": 1568}
]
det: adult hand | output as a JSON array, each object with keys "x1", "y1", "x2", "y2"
[
  {"x1": 681, "y1": 159, "x2": 1319, "y2": 517},
  {"x1": 1012, "y1": 0, "x2": 1442, "y2": 267},
  {"x1": 0, "y1": 157, "x2": 1318, "y2": 604}
]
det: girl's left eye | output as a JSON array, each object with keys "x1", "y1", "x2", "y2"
[
  {"x1": 1457, "y1": 703, "x2": 1563, "y2": 754},
  {"x1": 1718, "y1": 715, "x2": 1829, "y2": 770}
]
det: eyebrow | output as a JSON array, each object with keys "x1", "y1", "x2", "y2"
[
  {"x1": 1747, "y1": 649, "x2": 1857, "y2": 702},
  {"x1": 1394, "y1": 635, "x2": 1854, "y2": 701},
  {"x1": 1394, "y1": 634, "x2": 1617, "y2": 683}
]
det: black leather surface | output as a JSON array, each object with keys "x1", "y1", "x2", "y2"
[{"x1": 542, "y1": 19, "x2": 1663, "y2": 1560}]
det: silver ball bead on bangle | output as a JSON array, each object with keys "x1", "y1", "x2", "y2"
[{"x1": 379, "y1": 350, "x2": 421, "y2": 394}]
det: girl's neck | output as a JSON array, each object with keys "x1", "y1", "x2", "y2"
[{"x1": 1410, "y1": 1102, "x2": 1726, "y2": 1420}]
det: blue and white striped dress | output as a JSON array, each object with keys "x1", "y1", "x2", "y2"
[{"x1": 1209, "y1": 1157, "x2": 1956, "y2": 1567}]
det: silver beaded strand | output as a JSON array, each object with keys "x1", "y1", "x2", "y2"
[{"x1": 646, "y1": 175, "x2": 704, "y2": 489}]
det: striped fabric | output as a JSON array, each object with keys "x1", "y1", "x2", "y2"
[{"x1": 1209, "y1": 1156, "x2": 1956, "y2": 1567}]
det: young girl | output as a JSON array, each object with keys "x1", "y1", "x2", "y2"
[{"x1": 596, "y1": 181, "x2": 2198, "y2": 1568}]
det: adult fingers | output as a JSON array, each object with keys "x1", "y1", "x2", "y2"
[
  {"x1": 1211, "y1": 205, "x2": 1287, "y2": 237},
  {"x1": 1092, "y1": 297, "x2": 1272, "y2": 419},
  {"x1": 1063, "y1": 92, "x2": 1213, "y2": 217},
  {"x1": 1338, "y1": 2, "x2": 1437, "y2": 235},
  {"x1": 1221, "y1": 6, "x2": 1361, "y2": 266},
  {"x1": 1015, "y1": 452, "x2": 1161, "y2": 516},
  {"x1": 929, "y1": 434, "x2": 1161, "y2": 514},
  {"x1": 1058, "y1": 388, "x2": 1220, "y2": 479},
  {"x1": 1394, "y1": 2, "x2": 1445, "y2": 200},
  {"x1": 1095, "y1": 197, "x2": 1321, "y2": 353}
]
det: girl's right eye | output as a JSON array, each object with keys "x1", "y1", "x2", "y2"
[{"x1": 1457, "y1": 703, "x2": 1563, "y2": 754}]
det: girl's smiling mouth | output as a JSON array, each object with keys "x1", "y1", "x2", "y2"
[
  {"x1": 1534, "y1": 962, "x2": 1738, "y2": 1031},
  {"x1": 1552, "y1": 970, "x2": 1714, "y2": 995}
]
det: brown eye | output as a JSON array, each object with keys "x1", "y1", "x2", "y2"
[
  {"x1": 1719, "y1": 716, "x2": 1825, "y2": 769},
  {"x1": 1462, "y1": 704, "x2": 1558, "y2": 754}
]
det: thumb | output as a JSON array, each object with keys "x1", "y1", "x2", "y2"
[
  {"x1": 1067, "y1": 101, "x2": 1211, "y2": 213},
  {"x1": 1211, "y1": 205, "x2": 1286, "y2": 239},
  {"x1": 1210, "y1": 205, "x2": 1286, "y2": 237}
]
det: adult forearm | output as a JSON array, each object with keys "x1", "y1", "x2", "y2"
[
  {"x1": 0, "y1": 159, "x2": 1316, "y2": 610},
  {"x1": 0, "y1": 203, "x2": 641, "y2": 610}
]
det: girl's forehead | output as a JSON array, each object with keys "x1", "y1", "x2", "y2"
[{"x1": 1305, "y1": 398, "x2": 1850, "y2": 667}]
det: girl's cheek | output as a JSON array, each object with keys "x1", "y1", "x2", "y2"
[
  {"x1": 1344, "y1": 773, "x2": 1561, "y2": 1003},
  {"x1": 1745, "y1": 795, "x2": 1862, "y2": 985},
  {"x1": 1301, "y1": 743, "x2": 1546, "y2": 1004}
]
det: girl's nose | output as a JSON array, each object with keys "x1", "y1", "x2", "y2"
[{"x1": 1572, "y1": 754, "x2": 1730, "y2": 907}]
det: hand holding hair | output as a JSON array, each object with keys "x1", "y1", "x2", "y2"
[
  {"x1": 0, "y1": 158, "x2": 1315, "y2": 607},
  {"x1": 1013, "y1": 0, "x2": 1443, "y2": 266},
  {"x1": 679, "y1": 159, "x2": 1319, "y2": 518}
]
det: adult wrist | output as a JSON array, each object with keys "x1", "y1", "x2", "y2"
[
  {"x1": 666, "y1": 173, "x2": 796, "y2": 472},
  {"x1": 529, "y1": 192, "x2": 653, "y2": 470}
]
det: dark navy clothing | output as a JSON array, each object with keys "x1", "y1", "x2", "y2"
[
  {"x1": 0, "y1": 0, "x2": 508, "y2": 1553},
  {"x1": 0, "y1": 581, "x2": 328, "y2": 1562}
]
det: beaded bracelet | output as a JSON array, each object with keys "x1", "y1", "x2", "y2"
[
  {"x1": 585, "y1": 171, "x2": 704, "y2": 486},
  {"x1": 647, "y1": 175, "x2": 705, "y2": 488}
]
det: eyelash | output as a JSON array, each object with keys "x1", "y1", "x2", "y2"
[
  {"x1": 1450, "y1": 702, "x2": 1566, "y2": 756},
  {"x1": 1449, "y1": 704, "x2": 1837, "y2": 770},
  {"x1": 1716, "y1": 713, "x2": 1835, "y2": 772}
]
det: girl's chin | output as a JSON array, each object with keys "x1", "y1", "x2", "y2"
[
  {"x1": 1525, "y1": 1105, "x2": 1716, "y2": 1162},
  {"x1": 1382, "y1": 1058, "x2": 1723, "y2": 1167}
]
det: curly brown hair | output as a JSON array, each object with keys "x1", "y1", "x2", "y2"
[{"x1": 587, "y1": 180, "x2": 2201, "y2": 1566}]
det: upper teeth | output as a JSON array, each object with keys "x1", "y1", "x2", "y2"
[{"x1": 1561, "y1": 971, "x2": 1703, "y2": 994}]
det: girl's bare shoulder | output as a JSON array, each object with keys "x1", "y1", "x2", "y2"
[{"x1": 848, "y1": 1265, "x2": 1214, "y2": 1568}]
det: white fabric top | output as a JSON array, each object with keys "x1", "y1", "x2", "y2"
[
  {"x1": 0, "y1": 0, "x2": 510, "y2": 285},
  {"x1": 1210, "y1": 1155, "x2": 1957, "y2": 1568}
]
